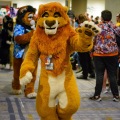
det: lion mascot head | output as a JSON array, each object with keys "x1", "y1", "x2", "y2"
[
  {"x1": 36, "y1": 2, "x2": 70, "y2": 35},
  {"x1": 16, "y1": 5, "x2": 36, "y2": 30}
]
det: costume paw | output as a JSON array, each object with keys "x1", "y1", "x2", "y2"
[
  {"x1": 26, "y1": 92, "x2": 37, "y2": 99},
  {"x1": 76, "y1": 21, "x2": 101, "y2": 37},
  {"x1": 30, "y1": 20, "x2": 36, "y2": 30},
  {"x1": 11, "y1": 89, "x2": 22, "y2": 95},
  {"x1": 20, "y1": 71, "x2": 33, "y2": 86}
]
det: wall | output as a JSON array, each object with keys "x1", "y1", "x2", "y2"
[
  {"x1": 105, "y1": 0, "x2": 120, "y2": 23},
  {"x1": 0, "y1": 1, "x2": 11, "y2": 7},
  {"x1": 87, "y1": 0, "x2": 105, "y2": 19},
  {"x1": 87, "y1": 0, "x2": 120, "y2": 23},
  {"x1": 72, "y1": 0, "x2": 87, "y2": 16},
  {"x1": 72, "y1": 0, "x2": 105, "y2": 18},
  {"x1": 1, "y1": 0, "x2": 120, "y2": 24},
  {"x1": 0, "y1": 0, "x2": 65, "y2": 13}
]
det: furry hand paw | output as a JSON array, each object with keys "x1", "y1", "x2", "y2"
[
  {"x1": 76, "y1": 21, "x2": 101, "y2": 38},
  {"x1": 30, "y1": 20, "x2": 36, "y2": 30},
  {"x1": 20, "y1": 71, "x2": 33, "y2": 85},
  {"x1": 31, "y1": 25, "x2": 36, "y2": 30}
]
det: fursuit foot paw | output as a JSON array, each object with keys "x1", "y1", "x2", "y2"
[
  {"x1": 26, "y1": 92, "x2": 37, "y2": 99},
  {"x1": 11, "y1": 88, "x2": 22, "y2": 95}
]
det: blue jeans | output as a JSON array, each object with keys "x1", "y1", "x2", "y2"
[
  {"x1": 72, "y1": 52, "x2": 80, "y2": 67},
  {"x1": 93, "y1": 56, "x2": 119, "y2": 96}
]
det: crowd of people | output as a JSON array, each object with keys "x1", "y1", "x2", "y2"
[
  {"x1": 70, "y1": 10, "x2": 120, "y2": 102},
  {"x1": 0, "y1": 7, "x2": 120, "y2": 102}
]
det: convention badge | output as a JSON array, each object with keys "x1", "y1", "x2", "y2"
[
  {"x1": 45, "y1": 55, "x2": 53, "y2": 70},
  {"x1": 45, "y1": 55, "x2": 52, "y2": 65},
  {"x1": 46, "y1": 63, "x2": 54, "y2": 70}
]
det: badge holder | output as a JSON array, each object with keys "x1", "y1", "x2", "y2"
[{"x1": 45, "y1": 55, "x2": 53, "y2": 70}]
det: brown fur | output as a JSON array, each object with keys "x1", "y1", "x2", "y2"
[
  {"x1": 19, "y1": 2, "x2": 99, "y2": 120},
  {"x1": 14, "y1": 30, "x2": 34, "y2": 44},
  {"x1": 12, "y1": 5, "x2": 37, "y2": 98}
]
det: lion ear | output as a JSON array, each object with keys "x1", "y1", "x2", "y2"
[
  {"x1": 38, "y1": 4, "x2": 44, "y2": 10},
  {"x1": 64, "y1": 6, "x2": 68, "y2": 13}
]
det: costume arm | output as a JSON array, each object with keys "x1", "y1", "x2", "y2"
[
  {"x1": 69, "y1": 21, "x2": 101, "y2": 52},
  {"x1": 14, "y1": 30, "x2": 34, "y2": 44},
  {"x1": 19, "y1": 36, "x2": 40, "y2": 79}
]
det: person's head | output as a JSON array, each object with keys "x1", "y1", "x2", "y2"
[
  {"x1": 78, "y1": 14, "x2": 88, "y2": 24},
  {"x1": 101, "y1": 10, "x2": 112, "y2": 22},
  {"x1": 116, "y1": 13, "x2": 120, "y2": 23},
  {"x1": 95, "y1": 16, "x2": 99, "y2": 20},
  {"x1": 67, "y1": 10, "x2": 75, "y2": 20},
  {"x1": 91, "y1": 15, "x2": 93, "y2": 19}
]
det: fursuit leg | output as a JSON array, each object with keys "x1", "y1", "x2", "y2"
[
  {"x1": 24, "y1": 64, "x2": 38, "y2": 98},
  {"x1": 57, "y1": 74, "x2": 80, "y2": 120},
  {"x1": 12, "y1": 57, "x2": 23, "y2": 94}
]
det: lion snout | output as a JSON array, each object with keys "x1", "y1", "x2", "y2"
[{"x1": 45, "y1": 20, "x2": 56, "y2": 27}]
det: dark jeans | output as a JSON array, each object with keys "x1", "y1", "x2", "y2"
[
  {"x1": 78, "y1": 52, "x2": 95, "y2": 78},
  {"x1": 93, "y1": 56, "x2": 119, "y2": 96},
  {"x1": 118, "y1": 66, "x2": 120, "y2": 86}
]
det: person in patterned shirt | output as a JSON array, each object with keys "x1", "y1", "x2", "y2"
[{"x1": 90, "y1": 10, "x2": 120, "y2": 102}]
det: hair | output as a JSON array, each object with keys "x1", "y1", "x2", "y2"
[
  {"x1": 67, "y1": 10, "x2": 75, "y2": 19},
  {"x1": 101, "y1": 10, "x2": 112, "y2": 21},
  {"x1": 116, "y1": 13, "x2": 120, "y2": 18},
  {"x1": 78, "y1": 14, "x2": 88, "y2": 23}
]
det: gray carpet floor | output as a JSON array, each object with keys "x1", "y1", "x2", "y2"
[{"x1": 0, "y1": 67, "x2": 120, "y2": 120}]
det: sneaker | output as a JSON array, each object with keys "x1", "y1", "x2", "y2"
[
  {"x1": 102, "y1": 88, "x2": 108, "y2": 94},
  {"x1": 89, "y1": 74, "x2": 95, "y2": 78},
  {"x1": 113, "y1": 96, "x2": 119, "y2": 102},
  {"x1": 89, "y1": 95, "x2": 102, "y2": 101},
  {"x1": 77, "y1": 75, "x2": 87, "y2": 80},
  {"x1": 76, "y1": 67, "x2": 82, "y2": 73}
]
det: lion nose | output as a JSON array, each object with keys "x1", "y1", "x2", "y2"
[{"x1": 45, "y1": 20, "x2": 56, "y2": 27}]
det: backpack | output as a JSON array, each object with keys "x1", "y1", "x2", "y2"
[
  {"x1": 107, "y1": 24, "x2": 120, "y2": 47},
  {"x1": 116, "y1": 34, "x2": 120, "y2": 47},
  {"x1": 0, "y1": 31, "x2": 1, "y2": 48}
]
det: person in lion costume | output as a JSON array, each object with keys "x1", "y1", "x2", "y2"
[
  {"x1": 19, "y1": 2, "x2": 101, "y2": 120},
  {"x1": 11, "y1": 5, "x2": 37, "y2": 98}
]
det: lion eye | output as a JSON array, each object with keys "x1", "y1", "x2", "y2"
[
  {"x1": 42, "y1": 12, "x2": 49, "y2": 17},
  {"x1": 54, "y1": 12, "x2": 61, "y2": 18}
]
